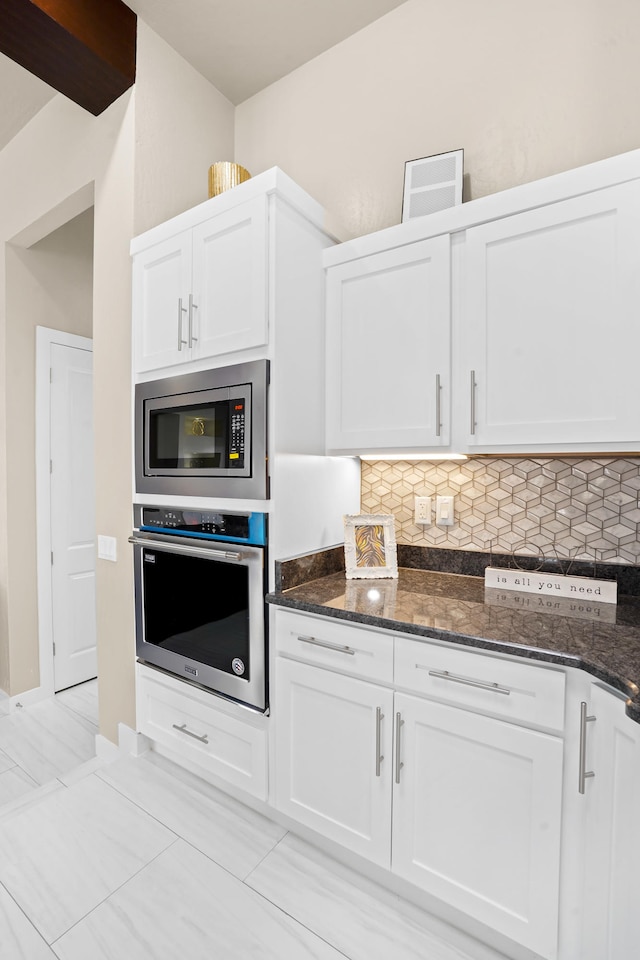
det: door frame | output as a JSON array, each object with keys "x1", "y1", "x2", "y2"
[{"x1": 35, "y1": 326, "x2": 94, "y2": 701}]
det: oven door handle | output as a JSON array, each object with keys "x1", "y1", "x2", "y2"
[{"x1": 128, "y1": 535, "x2": 244, "y2": 562}]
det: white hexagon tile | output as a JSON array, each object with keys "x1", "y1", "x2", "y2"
[{"x1": 360, "y1": 458, "x2": 640, "y2": 564}]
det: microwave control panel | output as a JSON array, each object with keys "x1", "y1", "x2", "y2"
[{"x1": 229, "y1": 402, "x2": 245, "y2": 467}]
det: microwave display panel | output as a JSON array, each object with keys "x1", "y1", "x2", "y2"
[{"x1": 149, "y1": 398, "x2": 245, "y2": 470}]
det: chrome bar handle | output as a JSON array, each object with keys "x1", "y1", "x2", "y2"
[
  {"x1": 297, "y1": 635, "x2": 356, "y2": 655},
  {"x1": 375, "y1": 706, "x2": 384, "y2": 777},
  {"x1": 470, "y1": 369, "x2": 477, "y2": 435},
  {"x1": 435, "y1": 374, "x2": 442, "y2": 437},
  {"x1": 426, "y1": 667, "x2": 511, "y2": 696},
  {"x1": 188, "y1": 293, "x2": 198, "y2": 347},
  {"x1": 128, "y1": 536, "x2": 242, "y2": 562},
  {"x1": 177, "y1": 298, "x2": 188, "y2": 351},
  {"x1": 172, "y1": 722, "x2": 208, "y2": 744},
  {"x1": 578, "y1": 701, "x2": 596, "y2": 794},
  {"x1": 395, "y1": 712, "x2": 404, "y2": 784}
]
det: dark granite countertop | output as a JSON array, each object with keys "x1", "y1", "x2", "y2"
[{"x1": 267, "y1": 566, "x2": 640, "y2": 724}]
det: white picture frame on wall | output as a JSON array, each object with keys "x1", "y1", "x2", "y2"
[{"x1": 343, "y1": 514, "x2": 398, "y2": 579}]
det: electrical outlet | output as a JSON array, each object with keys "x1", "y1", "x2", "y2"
[
  {"x1": 414, "y1": 496, "x2": 432, "y2": 525},
  {"x1": 436, "y1": 495, "x2": 455, "y2": 527}
]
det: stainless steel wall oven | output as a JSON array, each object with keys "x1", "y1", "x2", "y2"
[
  {"x1": 131, "y1": 505, "x2": 268, "y2": 711},
  {"x1": 135, "y1": 359, "x2": 269, "y2": 500}
]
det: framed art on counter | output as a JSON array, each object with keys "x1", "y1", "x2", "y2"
[{"x1": 343, "y1": 514, "x2": 398, "y2": 579}]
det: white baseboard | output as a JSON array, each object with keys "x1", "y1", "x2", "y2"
[
  {"x1": 118, "y1": 723, "x2": 151, "y2": 757},
  {"x1": 9, "y1": 684, "x2": 52, "y2": 712},
  {"x1": 94, "y1": 724, "x2": 150, "y2": 762},
  {"x1": 94, "y1": 734, "x2": 121, "y2": 761}
]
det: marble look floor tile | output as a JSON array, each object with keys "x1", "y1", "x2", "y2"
[
  {"x1": 54, "y1": 839, "x2": 345, "y2": 960},
  {"x1": 0, "y1": 699, "x2": 97, "y2": 785},
  {"x1": 0, "y1": 885, "x2": 57, "y2": 960},
  {"x1": 0, "y1": 745, "x2": 15, "y2": 774},
  {"x1": 97, "y1": 751, "x2": 287, "y2": 880},
  {"x1": 246, "y1": 833, "x2": 500, "y2": 960},
  {"x1": 0, "y1": 766, "x2": 39, "y2": 808},
  {"x1": 58, "y1": 755, "x2": 108, "y2": 788},
  {"x1": 0, "y1": 780, "x2": 65, "y2": 824},
  {"x1": 55, "y1": 680, "x2": 99, "y2": 726},
  {"x1": 0, "y1": 774, "x2": 176, "y2": 943}
]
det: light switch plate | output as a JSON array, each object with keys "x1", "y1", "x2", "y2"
[
  {"x1": 98, "y1": 535, "x2": 117, "y2": 562},
  {"x1": 436, "y1": 495, "x2": 455, "y2": 526}
]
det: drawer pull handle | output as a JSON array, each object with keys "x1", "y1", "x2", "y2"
[
  {"x1": 578, "y1": 701, "x2": 596, "y2": 795},
  {"x1": 172, "y1": 722, "x2": 209, "y2": 744},
  {"x1": 425, "y1": 668, "x2": 511, "y2": 696},
  {"x1": 375, "y1": 706, "x2": 384, "y2": 777},
  {"x1": 297, "y1": 635, "x2": 355, "y2": 655},
  {"x1": 395, "y1": 712, "x2": 404, "y2": 785}
]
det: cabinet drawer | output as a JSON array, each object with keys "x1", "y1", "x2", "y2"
[
  {"x1": 275, "y1": 609, "x2": 393, "y2": 683},
  {"x1": 136, "y1": 665, "x2": 268, "y2": 800},
  {"x1": 394, "y1": 637, "x2": 566, "y2": 732}
]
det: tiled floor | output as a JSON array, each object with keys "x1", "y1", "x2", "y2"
[{"x1": 0, "y1": 682, "x2": 506, "y2": 960}]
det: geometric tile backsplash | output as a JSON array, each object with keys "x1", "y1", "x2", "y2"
[{"x1": 361, "y1": 457, "x2": 640, "y2": 565}]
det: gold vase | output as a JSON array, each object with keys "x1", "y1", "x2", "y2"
[{"x1": 208, "y1": 162, "x2": 251, "y2": 198}]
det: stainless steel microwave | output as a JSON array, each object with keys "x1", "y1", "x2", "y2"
[{"x1": 135, "y1": 359, "x2": 269, "y2": 499}]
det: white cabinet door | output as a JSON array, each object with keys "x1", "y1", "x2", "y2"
[
  {"x1": 192, "y1": 196, "x2": 268, "y2": 360},
  {"x1": 275, "y1": 657, "x2": 394, "y2": 867},
  {"x1": 580, "y1": 686, "x2": 640, "y2": 960},
  {"x1": 326, "y1": 236, "x2": 451, "y2": 454},
  {"x1": 462, "y1": 181, "x2": 640, "y2": 449},
  {"x1": 392, "y1": 692, "x2": 563, "y2": 960},
  {"x1": 133, "y1": 231, "x2": 192, "y2": 372}
]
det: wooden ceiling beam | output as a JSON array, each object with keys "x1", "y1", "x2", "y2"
[{"x1": 1, "y1": 0, "x2": 136, "y2": 116}]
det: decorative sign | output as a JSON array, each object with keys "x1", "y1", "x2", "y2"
[
  {"x1": 485, "y1": 588, "x2": 616, "y2": 624},
  {"x1": 484, "y1": 567, "x2": 617, "y2": 604}
]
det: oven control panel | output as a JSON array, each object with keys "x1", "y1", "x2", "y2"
[{"x1": 136, "y1": 506, "x2": 266, "y2": 546}]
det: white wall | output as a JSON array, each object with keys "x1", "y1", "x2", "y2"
[{"x1": 235, "y1": 0, "x2": 640, "y2": 239}]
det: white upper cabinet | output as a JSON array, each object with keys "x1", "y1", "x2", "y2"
[
  {"x1": 326, "y1": 236, "x2": 451, "y2": 455},
  {"x1": 461, "y1": 181, "x2": 640, "y2": 452},
  {"x1": 324, "y1": 150, "x2": 640, "y2": 455},
  {"x1": 133, "y1": 231, "x2": 192, "y2": 372},
  {"x1": 192, "y1": 196, "x2": 268, "y2": 359},
  {"x1": 133, "y1": 197, "x2": 268, "y2": 373}
]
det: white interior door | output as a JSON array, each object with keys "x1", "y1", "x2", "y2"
[{"x1": 49, "y1": 341, "x2": 97, "y2": 691}]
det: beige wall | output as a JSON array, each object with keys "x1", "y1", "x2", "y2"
[
  {"x1": 235, "y1": 0, "x2": 640, "y2": 239},
  {"x1": 0, "y1": 24, "x2": 235, "y2": 744},
  {"x1": 5, "y1": 210, "x2": 94, "y2": 694},
  {"x1": 0, "y1": 92, "x2": 134, "y2": 705},
  {"x1": 134, "y1": 22, "x2": 235, "y2": 234}
]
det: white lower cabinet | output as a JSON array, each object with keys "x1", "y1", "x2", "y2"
[
  {"x1": 274, "y1": 612, "x2": 565, "y2": 959},
  {"x1": 274, "y1": 657, "x2": 394, "y2": 866},
  {"x1": 392, "y1": 692, "x2": 563, "y2": 960},
  {"x1": 136, "y1": 664, "x2": 268, "y2": 800},
  {"x1": 579, "y1": 684, "x2": 640, "y2": 960}
]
